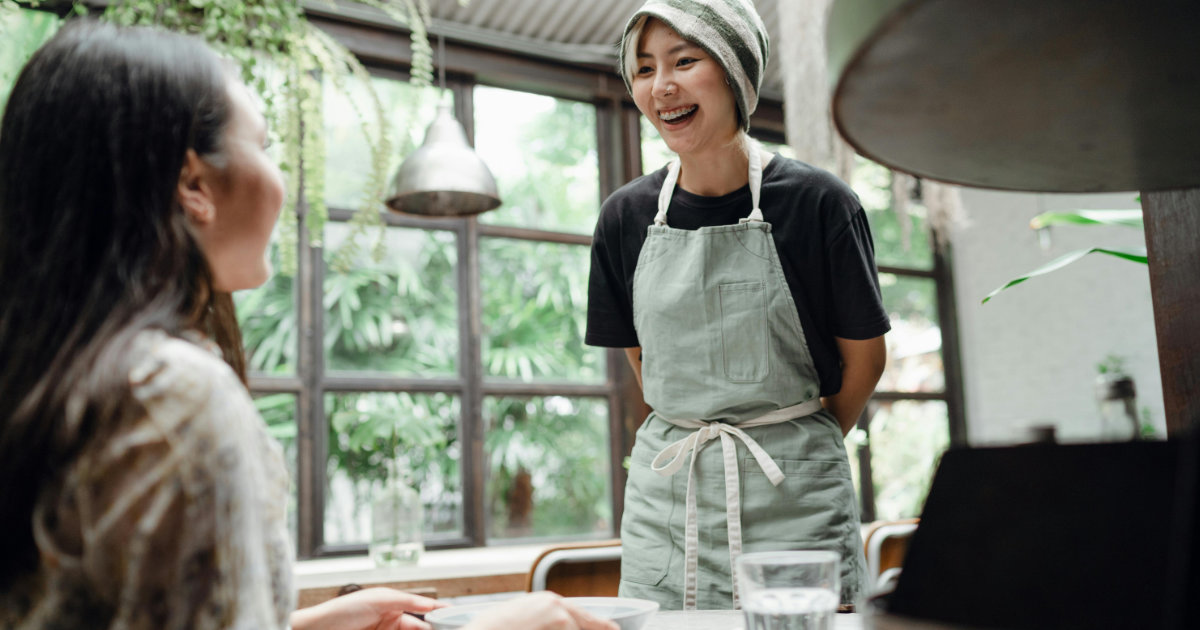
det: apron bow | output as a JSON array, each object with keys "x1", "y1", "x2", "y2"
[{"x1": 649, "y1": 420, "x2": 786, "y2": 486}]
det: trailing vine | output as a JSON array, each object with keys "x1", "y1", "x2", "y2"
[{"x1": 99, "y1": 0, "x2": 439, "y2": 274}]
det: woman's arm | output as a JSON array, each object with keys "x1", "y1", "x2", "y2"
[
  {"x1": 821, "y1": 335, "x2": 887, "y2": 435},
  {"x1": 624, "y1": 346, "x2": 643, "y2": 389},
  {"x1": 292, "y1": 590, "x2": 617, "y2": 630},
  {"x1": 289, "y1": 588, "x2": 443, "y2": 630}
]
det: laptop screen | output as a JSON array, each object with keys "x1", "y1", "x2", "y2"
[{"x1": 884, "y1": 438, "x2": 1196, "y2": 629}]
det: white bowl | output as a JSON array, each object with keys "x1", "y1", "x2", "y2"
[{"x1": 426, "y1": 596, "x2": 659, "y2": 630}]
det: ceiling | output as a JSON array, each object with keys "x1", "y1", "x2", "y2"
[{"x1": 366, "y1": 0, "x2": 788, "y2": 101}]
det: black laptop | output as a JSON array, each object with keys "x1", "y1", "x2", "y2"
[{"x1": 880, "y1": 434, "x2": 1199, "y2": 629}]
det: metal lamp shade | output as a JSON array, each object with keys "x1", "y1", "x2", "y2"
[
  {"x1": 386, "y1": 102, "x2": 502, "y2": 217},
  {"x1": 827, "y1": 0, "x2": 1200, "y2": 193}
]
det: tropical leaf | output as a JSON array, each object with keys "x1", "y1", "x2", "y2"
[
  {"x1": 1028, "y1": 209, "x2": 1143, "y2": 230},
  {"x1": 981, "y1": 246, "x2": 1148, "y2": 304}
]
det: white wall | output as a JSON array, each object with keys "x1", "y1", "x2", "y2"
[{"x1": 949, "y1": 188, "x2": 1164, "y2": 444}]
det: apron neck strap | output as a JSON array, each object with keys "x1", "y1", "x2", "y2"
[
  {"x1": 653, "y1": 147, "x2": 765, "y2": 227},
  {"x1": 654, "y1": 160, "x2": 681, "y2": 226}
]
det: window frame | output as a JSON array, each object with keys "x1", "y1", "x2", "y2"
[{"x1": 251, "y1": 38, "x2": 642, "y2": 555}]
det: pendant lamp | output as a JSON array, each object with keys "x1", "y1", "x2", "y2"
[{"x1": 386, "y1": 36, "x2": 501, "y2": 217}]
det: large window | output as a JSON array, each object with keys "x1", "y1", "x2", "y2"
[{"x1": 235, "y1": 65, "x2": 621, "y2": 556}]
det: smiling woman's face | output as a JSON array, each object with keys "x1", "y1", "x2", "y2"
[{"x1": 631, "y1": 18, "x2": 740, "y2": 159}]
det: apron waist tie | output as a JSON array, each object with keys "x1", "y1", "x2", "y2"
[{"x1": 649, "y1": 398, "x2": 824, "y2": 610}]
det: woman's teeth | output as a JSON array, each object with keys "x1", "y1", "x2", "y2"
[{"x1": 660, "y1": 105, "x2": 698, "y2": 122}]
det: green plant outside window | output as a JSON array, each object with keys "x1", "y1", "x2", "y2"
[
  {"x1": 237, "y1": 235, "x2": 299, "y2": 375},
  {"x1": 323, "y1": 222, "x2": 459, "y2": 377},
  {"x1": 325, "y1": 392, "x2": 463, "y2": 546},
  {"x1": 255, "y1": 393, "x2": 299, "y2": 542},
  {"x1": 484, "y1": 396, "x2": 612, "y2": 540},
  {"x1": 475, "y1": 86, "x2": 601, "y2": 235},
  {"x1": 480, "y1": 238, "x2": 603, "y2": 383}
]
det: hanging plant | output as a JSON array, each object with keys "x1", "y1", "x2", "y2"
[{"x1": 99, "y1": 0, "x2": 439, "y2": 275}]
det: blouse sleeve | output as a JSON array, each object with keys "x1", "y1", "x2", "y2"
[{"x1": 74, "y1": 334, "x2": 294, "y2": 630}]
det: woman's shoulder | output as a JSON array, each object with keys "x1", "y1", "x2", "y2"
[
  {"x1": 594, "y1": 167, "x2": 666, "y2": 238},
  {"x1": 765, "y1": 155, "x2": 859, "y2": 201},
  {"x1": 126, "y1": 329, "x2": 247, "y2": 431},
  {"x1": 764, "y1": 155, "x2": 865, "y2": 232}
]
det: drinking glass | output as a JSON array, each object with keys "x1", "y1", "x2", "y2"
[{"x1": 736, "y1": 550, "x2": 840, "y2": 630}]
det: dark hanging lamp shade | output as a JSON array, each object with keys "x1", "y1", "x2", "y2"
[
  {"x1": 827, "y1": 0, "x2": 1200, "y2": 193},
  {"x1": 386, "y1": 101, "x2": 502, "y2": 217}
]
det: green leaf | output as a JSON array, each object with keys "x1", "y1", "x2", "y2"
[
  {"x1": 267, "y1": 423, "x2": 297, "y2": 440},
  {"x1": 981, "y1": 246, "x2": 1148, "y2": 304},
  {"x1": 1028, "y1": 209, "x2": 1143, "y2": 230}
]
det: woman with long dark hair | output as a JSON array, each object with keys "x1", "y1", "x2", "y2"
[{"x1": 0, "y1": 21, "x2": 614, "y2": 630}]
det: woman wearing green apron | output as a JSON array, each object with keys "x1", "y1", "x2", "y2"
[{"x1": 586, "y1": 0, "x2": 890, "y2": 611}]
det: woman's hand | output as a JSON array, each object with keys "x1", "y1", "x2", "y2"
[
  {"x1": 463, "y1": 592, "x2": 619, "y2": 630},
  {"x1": 290, "y1": 587, "x2": 447, "y2": 630}
]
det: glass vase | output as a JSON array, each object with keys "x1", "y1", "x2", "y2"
[{"x1": 370, "y1": 472, "x2": 425, "y2": 567}]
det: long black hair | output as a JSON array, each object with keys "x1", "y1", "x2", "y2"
[{"x1": 0, "y1": 21, "x2": 247, "y2": 585}]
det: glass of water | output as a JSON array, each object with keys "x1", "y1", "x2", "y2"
[{"x1": 736, "y1": 550, "x2": 840, "y2": 630}]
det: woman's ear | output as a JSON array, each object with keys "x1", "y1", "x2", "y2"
[{"x1": 177, "y1": 149, "x2": 216, "y2": 226}]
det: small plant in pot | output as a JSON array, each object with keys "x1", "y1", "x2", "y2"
[{"x1": 1095, "y1": 355, "x2": 1140, "y2": 441}]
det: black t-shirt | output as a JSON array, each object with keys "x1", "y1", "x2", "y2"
[{"x1": 585, "y1": 155, "x2": 891, "y2": 397}]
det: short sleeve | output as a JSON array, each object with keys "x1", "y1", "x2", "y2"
[
  {"x1": 827, "y1": 205, "x2": 892, "y2": 340},
  {"x1": 585, "y1": 199, "x2": 640, "y2": 348},
  {"x1": 74, "y1": 334, "x2": 294, "y2": 630}
]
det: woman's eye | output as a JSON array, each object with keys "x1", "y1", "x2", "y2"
[
  {"x1": 677, "y1": 58, "x2": 697, "y2": 67},
  {"x1": 636, "y1": 65, "x2": 653, "y2": 75}
]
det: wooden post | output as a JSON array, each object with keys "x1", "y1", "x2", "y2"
[{"x1": 1142, "y1": 189, "x2": 1200, "y2": 435}]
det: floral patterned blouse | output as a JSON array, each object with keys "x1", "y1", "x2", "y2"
[{"x1": 2, "y1": 330, "x2": 295, "y2": 629}]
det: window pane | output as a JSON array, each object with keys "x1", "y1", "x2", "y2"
[
  {"x1": 323, "y1": 222, "x2": 458, "y2": 376},
  {"x1": 324, "y1": 392, "x2": 463, "y2": 545},
  {"x1": 237, "y1": 236, "x2": 298, "y2": 375},
  {"x1": 640, "y1": 117, "x2": 674, "y2": 174},
  {"x1": 480, "y1": 238, "x2": 603, "y2": 383},
  {"x1": 254, "y1": 393, "x2": 298, "y2": 543},
  {"x1": 852, "y1": 158, "x2": 935, "y2": 270},
  {"x1": 324, "y1": 76, "x2": 446, "y2": 210},
  {"x1": 474, "y1": 86, "x2": 600, "y2": 234},
  {"x1": 0, "y1": 8, "x2": 59, "y2": 107},
  {"x1": 868, "y1": 400, "x2": 949, "y2": 520},
  {"x1": 484, "y1": 396, "x2": 612, "y2": 540},
  {"x1": 877, "y1": 274, "x2": 944, "y2": 393}
]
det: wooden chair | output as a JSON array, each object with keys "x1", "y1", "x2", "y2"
[
  {"x1": 862, "y1": 518, "x2": 919, "y2": 592},
  {"x1": 526, "y1": 539, "x2": 622, "y2": 597}
]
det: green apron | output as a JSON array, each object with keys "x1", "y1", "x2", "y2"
[{"x1": 618, "y1": 148, "x2": 866, "y2": 610}]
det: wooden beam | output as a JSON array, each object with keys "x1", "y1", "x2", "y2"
[{"x1": 1142, "y1": 188, "x2": 1200, "y2": 435}]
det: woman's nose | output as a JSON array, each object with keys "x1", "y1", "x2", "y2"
[{"x1": 653, "y1": 72, "x2": 675, "y2": 98}]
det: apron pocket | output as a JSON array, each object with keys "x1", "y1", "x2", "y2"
[
  {"x1": 739, "y1": 458, "x2": 857, "y2": 552},
  {"x1": 719, "y1": 281, "x2": 769, "y2": 383},
  {"x1": 620, "y1": 435, "x2": 676, "y2": 587}
]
